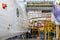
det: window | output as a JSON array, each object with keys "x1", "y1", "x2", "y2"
[{"x1": 42, "y1": 10, "x2": 52, "y2": 13}]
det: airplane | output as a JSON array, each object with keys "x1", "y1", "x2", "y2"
[{"x1": 0, "y1": 0, "x2": 30, "y2": 40}]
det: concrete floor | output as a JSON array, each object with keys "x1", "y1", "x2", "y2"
[
  {"x1": 9, "y1": 38, "x2": 38, "y2": 40},
  {"x1": 6, "y1": 38, "x2": 41, "y2": 40},
  {"x1": 6, "y1": 38, "x2": 59, "y2": 40}
]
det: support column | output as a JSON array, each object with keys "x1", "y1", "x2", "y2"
[
  {"x1": 44, "y1": 27, "x2": 46, "y2": 40},
  {"x1": 56, "y1": 25, "x2": 59, "y2": 40}
]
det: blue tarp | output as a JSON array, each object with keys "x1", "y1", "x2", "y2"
[{"x1": 53, "y1": 5, "x2": 60, "y2": 22}]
